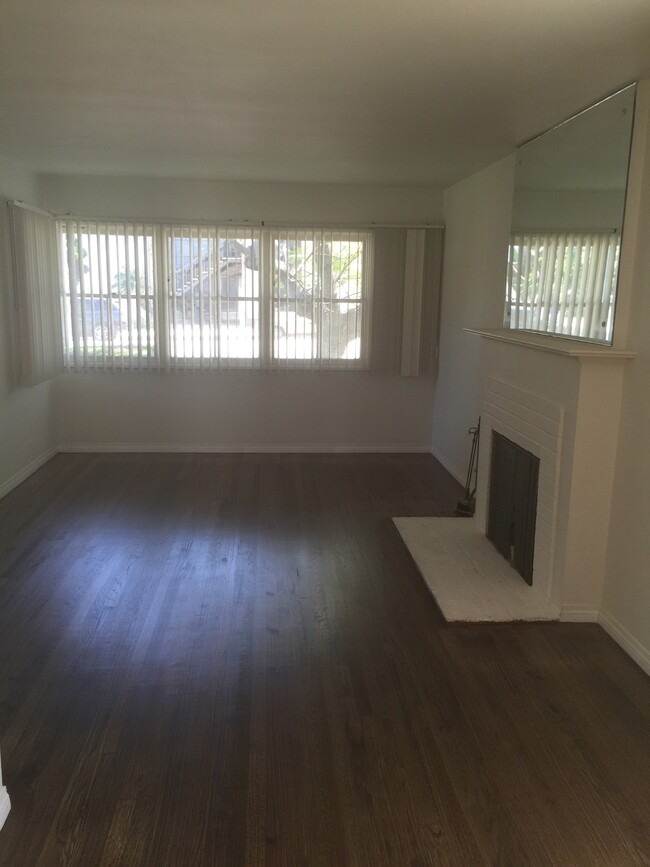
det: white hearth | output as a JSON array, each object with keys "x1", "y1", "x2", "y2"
[{"x1": 394, "y1": 517, "x2": 558, "y2": 621}]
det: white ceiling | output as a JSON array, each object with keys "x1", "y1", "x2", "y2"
[{"x1": 1, "y1": 0, "x2": 650, "y2": 187}]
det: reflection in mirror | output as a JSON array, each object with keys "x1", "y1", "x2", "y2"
[{"x1": 506, "y1": 84, "x2": 636, "y2": 344}]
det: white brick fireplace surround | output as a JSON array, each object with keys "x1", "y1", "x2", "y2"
[
  {"x1": 475, "y1": 377, "x2": 563, "y2": 608},
  {"x1": 395, "y1": 329, "x2": 634, "y2": 623}
]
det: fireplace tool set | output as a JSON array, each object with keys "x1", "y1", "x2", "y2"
[{"x1": 456, "y1": 418, "x2": 480, "y2": 517}]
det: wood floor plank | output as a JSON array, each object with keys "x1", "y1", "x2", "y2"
[{"x1": 0, "y1": 454, "x2": 648, "y2": 866}]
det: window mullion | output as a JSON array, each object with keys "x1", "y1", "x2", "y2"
[
  {"x1": 362, "y1": 232, "x2": 373, "y2": 367},
  {"x1": 211, "y1": 226, "x2": 219, "y2": 368},
  {"x1": 156, "y1": 226, "x2": 170, "y2": 371},
  {"x1": 260, "y1": 229, "x2": 273, "y2": 368}
]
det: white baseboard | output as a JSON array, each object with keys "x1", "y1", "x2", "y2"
[
  {"x1": 0, "y1": 787, "x2": 10, "y2": 832},
  {"x1": 559, "y1": 606, "x2": 600, "y2": 622},
  {"x1": 430, "y1": 446, "x2": 465, "y2": 485},
  {"x1": 58, "y1": 443, "x2": 432, "y2": 454},
  {"x1": 599, "y1": 609, "x2": 650, "y2": 676},
  {"x1": 0, "y1": 446, "x2": 58, "y2": 500}
]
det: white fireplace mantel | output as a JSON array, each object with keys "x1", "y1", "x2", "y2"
[{"x1": 464, "y1": 327, "x2": 637, "y2": 360}]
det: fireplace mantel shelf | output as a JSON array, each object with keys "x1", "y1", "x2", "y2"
[{"x1": 465, "y1": 328, "x2": 636, "y2": 360}]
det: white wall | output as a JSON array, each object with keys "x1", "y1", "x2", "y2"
[
  {"x1": 53, "y1": 371, "x2": 435, "y2": 452},
  {"x1": 430, "y1": 155, "x2": 516, "y2": 480},
  {"x1": 39, "y1": 176, "x2": 443, "y2": 451},
  {"x1": 0, "y1": 155, "x2": 56, "y2": 495},
  {"x1": 39, "y1": 175, "x2": 443, "y2": 226},
  {"x1": 601, "y1": 84, "x2": 650, "y2": 665},
  {"x1": 0, "y1": 153, "x2": 53, "y2": 833}
]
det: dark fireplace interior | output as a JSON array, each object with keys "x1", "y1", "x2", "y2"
[{"x1": 487, "y1": 432, "x2": 540, "y2": 585}]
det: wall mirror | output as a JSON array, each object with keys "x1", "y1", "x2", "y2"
[{"x1": 505, "y1": 83, "x2": 636, "y2": 344}]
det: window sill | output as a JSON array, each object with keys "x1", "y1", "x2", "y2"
[{"x1": 464, "y1": 328, "x2": 636, "y2": 360}]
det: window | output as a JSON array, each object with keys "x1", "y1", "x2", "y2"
[
  {"x1": 167, "y1": 226, "x2": 261, "y2": 369},
  {"x1": 506, "y1": 232, "x2": 620, "y2": 343},
  {"x1": 59, "y1": 222, "x2": 373, "y2": 370},
  {"x1": 271, "y1": 230, "x2": 371, "y2": 367},
  {"x1": 59, "y1": 220, "x2": 158, "y2": 370}
]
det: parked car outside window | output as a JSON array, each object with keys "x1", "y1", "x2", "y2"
[{"x1": 80, "y1": 298, "x2": 123, "y2": 341}]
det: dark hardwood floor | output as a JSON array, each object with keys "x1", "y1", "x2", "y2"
[{"x1": 0, "y1": 454, "x2": 648, "y2": 866}]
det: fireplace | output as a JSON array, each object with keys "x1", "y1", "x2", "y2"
[
  {"x1": 395, "y1": 337, "x2": 631, "y2": 624},
  {"x1": 474, "y1": 376, "x2": 564, "y2": 609},
  {"x1": 487, "y1": 432, "x2": 540, "y2": 585},
  {"x1": 392, "y1": 380, "x2": 563, "y2": 621}
]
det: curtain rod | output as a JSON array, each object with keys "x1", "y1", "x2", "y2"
[
  {"x1": 54, "y1": 213, "x2": 444, "y2": 230},
  {"x1": 10, "y1": 200, "x2": 54, "y2": 218}
]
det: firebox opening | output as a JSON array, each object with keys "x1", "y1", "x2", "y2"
[{"x1": 486, "y1": 432, "x2": 540, "y2": 586}]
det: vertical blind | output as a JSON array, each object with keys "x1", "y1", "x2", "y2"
[
  {"x1": 9, "y1": 202, "x2": 63, "y2": 386},
  {"x1": 57, "y1": 223, "x2": 373, "y2": 371},
  {"x1": 14, "y1": 218, "x2": 441, "y2": 379},
  {"x1": 58, "y1": 220, "x2": 159, "y2": 371},
  {"x1": 166, "y1": 225, "x2": 262, "y2": 370},
  {"x1": 507, "y1": 232, "x2": 620, "y2": 342},
  {"x1": 271, "y1": 229, "x2": 372, "y2": 369},
  {"x1": 400, "y1": 229, "x2": 426, "y2": 376}
]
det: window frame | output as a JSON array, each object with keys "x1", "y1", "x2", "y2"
[
  {"x1": 58, "y1": 221, "x2": 374, "y2": 371},
  {"x1": 165, "y1": 224, "x2": 262, "y2": 370},
  {"x1": 269, "y1": 228, "x2": 373, "y2": 370},
  {"x1": 58, "y1": 219, "x2": 160, "y2": 370}
]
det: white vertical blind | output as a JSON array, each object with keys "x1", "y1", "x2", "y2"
[
  {"x1": 56, "y1": 221, "x2": 379, "y2": 371},
  {"x1": 9, "y1": 201, "x2": 63, "y2": 387},
  {"x1": 506, "y1": 232, "x2": 620, "y2": 342},
  {"x1": 270, "y1": 228, "x2": 371, "y2": 369},
  {"x1": 58, "y1": 220, "x2": 159, "y2": 370},
  {"x1": 165, "y1": 225, "x2": 261, "y2": 369},
  {"x1": 400, "y1": 228, "x2": 426, "y2": 376}
]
